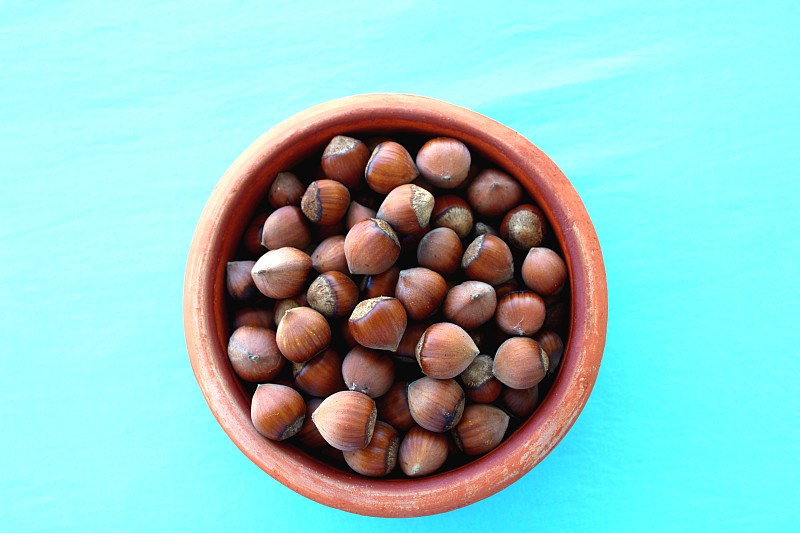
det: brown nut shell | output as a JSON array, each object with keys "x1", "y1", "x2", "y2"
[
  {"x1": 348, "y1": 297, "x2": 407, "y2": 351},
  {"x1": 495, "y1": 291, "x2": 546, "y2": 336},
  {"x1": 268, "y1": 171, "x2": 305, "y2": 208},
  {"x1": 307, "y1": 271, "x2": 359, "y2": 318},
  {"x1": 227, "y1": 260, "x2": 259, "y2": 301},
  {"x1": 431, "y1": 195, "x2": 474, "y2": 239},
  {"x1": 415, "y1": 137, "x2": 471, "y2": 189},
  {"x1": 407, "y1": 377, "x2": 466, "y2": 432},
  {"x1": 376, "y1": 184, "x2": 434, "y2": 235},
  {"x1": 275, "y1": 306, "x2": 332, "y2": 363},
  {"x1": 344, "y1": 218, "x2": 401, "y2": 275},
  {"x1": 250, "y1": 383, "x2": 305, "y2": 441},
  {"x1": 459, "y1": 354, "x2": 502, "y2": 403},
  {"x1": 343, "y1": 421, "x2": 399, "y2": 477},
  {"x1": 242, "y1": 212, "x2": 269, "y2": 257},
  {"x1": 261, "y1": 205, "x2": 313, "y2": 250},
  {"x1": 321, "y1": 135, "x2": 370, "y2": 189},
  {"x1": 466, "y1": 168, "x2": 524, "y2": 217},
  {"x1": 534, "y1": 329, "x2": 565, "y2": 371},
  {"x1": 395, "y1": 267, "x2": 447, "y2": 321},
  {"x1": 345, "y1": 201, "x2": 377, "y2": 230},
  {"x1": 442, "y1": 281, "x2": 497, "y2": 331},
  {"x1": 375, "y1": 381, "x2": 415, "y2": 431},
  {"x1": 501, "y1": 385, "x2": 540, "y2": 418},
  {"x1": 312, "y1": 390, "x2": 378, "y2": 451},
  {"x1": 232, "y1": 307, "x2": 275, "y2": 330},
  {"x1": 365, "y1": 141, "x2": 419, "y2": 194},
  {"x1": 227, "y1": 326, "x2": 285, "y2": 383},
  {"x1": 310, "y1": 235, "x2": 348, "y2": 274},
  {"x1": 451, "y1": 404, "x2": 510, "y2": 455},
  {"x1": 251, "y1": 248, "x2": 312, "y2": 299},
  {"x1": 301, "y1": 179, "x2": 351, "y2": 225},
  {"x1": 415, "y1": 322, "x2": 480, "y2": 379},
  {"x1": 394, "y1": 321, "x2": 430, "y2": 359},
  {"x1": 416, "y1": 227, "x2": 463, "y2": 276},
  {"x1": 461, "y1": 234, "x2": 514, "y2": 286},
  {"x1": 360, "y1": 266, "x2": 399, "y2": 299},
  {"x1": 500, "y1": 204, "x2": 547, "y2": 250},
  {"x1": 341, "y1": 346, "x2": 396, "y2": 398},
  {"x1": 293, "y1": 348, "x2": 344, "y2": 397},
  {"x1": 273, "y1": 295, "x2": 305, "y2": 326},
  {"x1": 399, "y1": 426, "x2": 449, "y2": 477},
  {"x1": 293, "y1": 397, "x2": 327, "y2": 449},
  {"x1": 521, "y1": 247, "x2": 568, "y2": 296},
  {"x1": 493, "y1": 337, "x2": 549, "y2": 390}
]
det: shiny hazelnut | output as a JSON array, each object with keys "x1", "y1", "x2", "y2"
[
  {"x1": 227, "y1": 326, "x2": 285, "y2": 382},
  {"x1": 293, "y1": 398, "x2": 327, "y2": 449},
  {"x1": 310, "y1": 235, "x2": 348, "y2": 274},
  {"x1": 461, "y1": 234, "x2": 514, "y2": 286},
  {"x1": 365, "y1": 141, "x2": 419, "y2": 194},
  {"x1": 459, "y1": 354, "x2": 502, "y2": 403},
  {"x1": 442, "y1": 281, "x2": 497, "y2": 331},
  {"x1": 394, "y1": 321, "x2": 430, "y2": 359},
  {"x1": 343, "y1": 421, "x2": 399, "y2": 477},
  {"x1": 534, "y1": 329, "x2": 565, "y2": 371},
  {"x1": 466, "y1": 168, "x2": 523, "y2": 217},
  {"x1": 493, "y1": 337, "x2": 549, "y2": 389},
  {"x1": 260, "y1": 205, "x2": 312, "y2": 250},
  {"x1": 232, "y1": 307, "x2": 275, "y2": 330},
  {"x1": 415, "y1": 322, "x2": 480, "y2": 379},
  {"x1": 321, "y1": 135, "x2": 370, "y2": 189},
  {"x1": 313, "y1": 218, "x2": 347, "y2": 242},
  {"x1": 251, "y1": 248, "x2": 312, "y2": 299},
  {"x1": 398, "y1": 226, "x2": 430, "y2": 257},
  {"x1": 495, "y1": 291, "x2": 546, "y2": 336},
  {"x1": 415, "y1": 137, "x2": 471, "y2": 189},
  {"x1": 307, "y1": 271, "x2": 359, "y2": 318},
  {"x1": 312, "y1": 390, "x2": 378, "y2": 451},
  {"x1": 521, "y1": 247, "x2": 568, "y2": 296},
  {"x1": 416, "y1": 227, "x2": 463, "y2": 275},
  {"x1": 227, "y1": 260, "x2": 259, "y2": 301},
  {"x1": 293, "y1": 348, "x2": 344, "y2": 397},
  {"x1": 407, "y1": 377, "x2": 465, "y2": 432},
  {"x1": 451, "y1": 404, "x2": 509, "y2": 455},
  {"x1": 344, "y1": 218, "x2": 401, "y2": 275},
  {"x1": 494, "y1": 280, "x2": 521, "y2": 299},
  {"x1": 501, "y1": 385, "x2": 539, "y2": 418},
  {"x1": 431, "y1": 195, "x2": 474, "y2": 239},
  {"x1": 242, "y1": 212, "x2": 268, "y2": 257},
  {"x1": 500, "y1": 204, "x2": 547, "y2": 250},
  {"x1": 301, "y1": 179, "x2": 351, "y2": 225},
  {"x1": 375, "y1": 381, "x2": 415, "y2": 431},
  {"x1": 341, "y1": 346, "x2": 395, "y2": 398},
  {"x1": 275, "y1": 306, "x2": 331, "y2": 363},
  {"x1": 345, "y1": 201, "x2": 377, "y2": 230},
  {"x1": 376, "y1": 184, "x2": 434, "y2": 235},
  {"x1": 273, "y1": 295, "x2": 305, "y2": 326},
  {"x1": 360, "y1": 266, "x2": 400, "y2": 299},
  {"x1": 250, "y1": 383, "x2": 305, "y2": 441},
  {"x1": 395, "y1": 267, "x2": 447, "y2": 321},
  {"x1": 399, "y1": 426, "x2": 449, "y2": 477},
  {"x1": 348, "y1": 297, "x2": 407, "y2": 351},
  {"x1": 268, "y1": 171, "x2": 305, "y2": 208}
]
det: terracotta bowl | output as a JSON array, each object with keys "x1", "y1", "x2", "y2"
[{"x1": 184, "y1": 94, "x2": 607, "y2": 517}]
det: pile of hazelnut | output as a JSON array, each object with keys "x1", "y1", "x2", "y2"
[{"x1": 225, "y1": 134, "x2": 569, "y2": 478}]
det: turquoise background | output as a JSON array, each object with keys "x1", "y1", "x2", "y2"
[{"x1": 2, "y1": 1, "x2": 799, "y2": 530}]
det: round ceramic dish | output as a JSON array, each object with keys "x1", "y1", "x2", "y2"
[{"x1": 184, "y1": 94, "x2": 607, "y2": 517}]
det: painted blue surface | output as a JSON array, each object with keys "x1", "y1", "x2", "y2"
[{"x1": 2, "y1": 1, "x2": 799, "y2": 530}]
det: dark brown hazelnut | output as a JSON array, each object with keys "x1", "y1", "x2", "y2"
[
  {"x1": 261, "y1": 205, "x2": 312, "y2": 250},
  {"x1": 521, "y1": 247, "x2": 568, "y2": 296},
  {"x1": 292, "y1": 348, "x2": 344, "y2": 397},
  {"x1": 310, "y1": 235, "x2": 348, "y2": 274},
  {"x1": 495, "y1": 291, "x2": 546, "y2": 336},
  {"x1": 344, "y1": 218, "x2": 401, "y2": 275},
  {"x1": 232, "y1": 307, "x2": 275, "y2": 330},
  {"x1": 415, "y1": 322, "x2": 479, "y2": 379},
  {"x1": 227, "y1": 326, "x2": 285, "y2": 382},
  {"x1": 399, "y1": 426, "x2": 449, "y2": 477},
  {"x1": 343, "y1": 421, "x2": 399, "y2": 477},
  {"x1": 345, "y1": 201, "x2": 377, "y2": 230},
  {"x1": 251, "y1": 248, "x2": 312, "y2": 299},
  {"x1": 251, "y1": 384, "x2": 305, "y2": 441},
  {"x1": 307, "y1": 271, "x2": 359, "y2": 318},
  {"x1": 312, "y1": 390, "x2": 378, "y2": 451},
  {"x1": 365, "y1": 141, "x2": 419, "y2": 194},
  {"x1": 394, "y1": 321, "x2": 430, "y2": 359},
  {"x1": 431, "y1": 195, "x2": 474, "y2": 239},
  {"x1": 360, "y1": 266, "x2": 400, "y2": 299},
  {"x1": 466, "y1": 168, "x2": 523, "y2": 217},
  {"x1": 442, "y1": 281, "x2": 497, "y2": 331},
  {"x1": 500, "y1": 204, "x2": 547, "y2": 250},
  {"x1": 321, "y1": 135, "x2": 370, "y2": 189},
  {"x1": 293, "y1": 398, "x2": 327, "y2": 449},
  {"x1": 416, "y1": 227, "x2": 463, "y2": 276},
  {"x1": 493, "y1": 337, "x2": 549, "y2": 390},
  {"x1": 242, "y1": 212, "x2": 269, "y2": 257},
  {"x1": 348, "y1": 297, "x2": 407, "y2": 351},
  {"x1": 415, "y1": 137, "x2": 471, "y2": 189},
  {"x1": 341, "y1": 346, "x2": 395, "y2": 398},
  {"x1": 376, "y1": 184, "x2": 434, "y2": 235},
  {"x1": 461, "y1": 234, "x2": 514, "y2": 286},
  {"x1": 459, "y1": 354, "x2": 502, "y2": 403},
  {"x1": 268, "y1": 171, "x2": 305, "y2": 208},
  {"x1": 395, "y1": 267, "x2": 447, "y2": 321},
  {"x1": 275, "y1": 306, "x2": 331, "y2": 363},
  {"x1": 501, "y1": 385, "x2": 539, "y2": 418},
  {"x1": 227, "y1": 260, "x2": 259, "y2": 301},
  {"x1": 273, "y1": 295, "x2": 306, "y2": 326},
  {"x1": 407, "y1": 377, "x2": 465, "y2": 432},
  {"x1": 534, "y1": 329, "x2": 565, "y2": 371},
  {"x1": 451, "y1": 404, "x2": 509, "y2": 455},
  {"x1": 301, "y1": 179, "x2": 351, "y2": 225},
  {"x1": 375, "y1": 381, "x2": 415, "y2": 431}
]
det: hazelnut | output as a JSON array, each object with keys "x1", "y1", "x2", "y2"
[
  {"x1": 395, "y1": 267, "x2": 447, "y2": 321},
  {"x1": 459, "y1": 354, "x2": 503, "y2": 403},
  {"x1": 250, "y1": 383, "x2": 305, "y2": 441},
  {"x1": 312, "y1": 390, "x2": 378, "y2": 451},
  {"x1": 376, "y1": 184, "x2": 434, "y2": 235},
  {"x1": 348, "y1": 297, "x2": 407, "y2": 351},
  {"x1": 341, "y1": 346, "x2": 396, "y2": 398},
  {"x1": 494, "y1": 280, "x2": 521, "y2": 299},
  {"x1": 365, "y1": 141, "x2": 419, "y2": 194},
  {"x1": 495, "y1": 291, "x2": 546, "y2": 336},
  {"x1": 466, "y1": 169, "x2": 523, "y2": 217},
  {"x1": 307, "y1": 271, "x2": 359, "y2": 318},
  {"x1": 501, "y1": 385, "x2": 539, "y2": 418},
  {"x1": 500, "y1": 204, "x2": 547, "y2": 250},
  {"x1": 407, "y1": 377, "x2": 465, "y2": 432},
  {"x1": 301, "y1": 179, "x2": 351, "y2": 225},
  {"x1": 431, "y1": 195, "x2": 474, "y2": 239},
  {"x1": 415, "y1": 137, "x2": 471, "y2": 189},
  {"x1": 451, "y1": 404, "x2": 509, "y2": 455},
  {"x1": 261, "y1": 205, "x2": 312, "y2": 250},
  {"x1": 345, "y1": 200, "x2": 377, "y2": 230},
  {"x1": 339, "y1": 318, "x2": 359, "y2": 350},
  {"x1": 343, "y1": 421, "x2": 399, "y2": 477},
  {"x1": 321, "y1": 135, "x2": 370, "y2": 189},
  {"x1": 461, "y1": 234, "x2": 514, "y2": 286},
  {"x1": 415, "y1": 322, "x2": 480, "y2": 379},
  {"x1": 313, "y1": 218, "x2": 347, "y2": 242},
  {"x1": 232, "y1": 307, "x2": 274, "y2": 330},
  {"x1": 442, "y1": 281, "x2": 497, "y2": 331},
  {"x1": 375, "y1": 381, "x2": 415, "y2": 431},
  {"x1": 534, "y1": 329, "x2": 565, "y2": 371},
  {"x1": 343, "y1": 218, "x2": 401, "y2": 275},
  {"x1": 227, "y1": 326, "x2": 286, "y2": 383},
  {"x1": 226, "y1": 260, "x2": 259, "y2": 301},
  {"x1": 399, "y1": 426, "x2": 449, "y2": 477},
  {"x1": 293, "y1": 397, "x2": 327, "y2": 449},
  {"x1": 394, "y1": 321, "x2": 430, "y2": 359},
  {"x1": 544, "y1": 296, "x2": 570, "y2": 329},
  {"x1": 268, "y1": 171, "x2": 305, "y2": 208},
  {"x1": 242, "y1": 212, "x2": 268, "y2": 257},
  {"x1": 275, "y1": 306, "x2": 331, "y2": 363},
  {"x1": 471, "y1": 221, "x2": 498, "y2": 239},
  {"x1": 521, "y1": 247, "x2": 568, "y2": 296},
  {"x1": 310, "y1": 235, "x2": 348, "y2": 274},
  {"x1": 273, "y1": 295, "x2": 305, "y2": 326},
  {"x1": 493, "y1": 337, "x2": 549, "y2": 390},
  {"x1": 360, "y1": 266, "x2": 400, "y2": 299},
  {"x1": 251, "y1": 248, "x2": 312, "y2": 299},
  {"x1": 416, "y1": 227, "x2": 463, "y2": 276},
  {"x1": 293, "y1": 348, "x2": 344, "y2": 397}
]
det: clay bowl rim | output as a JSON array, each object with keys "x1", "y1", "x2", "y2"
[{"x1": 183, "y1": 93, "x2": 607, "y2": 517}]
